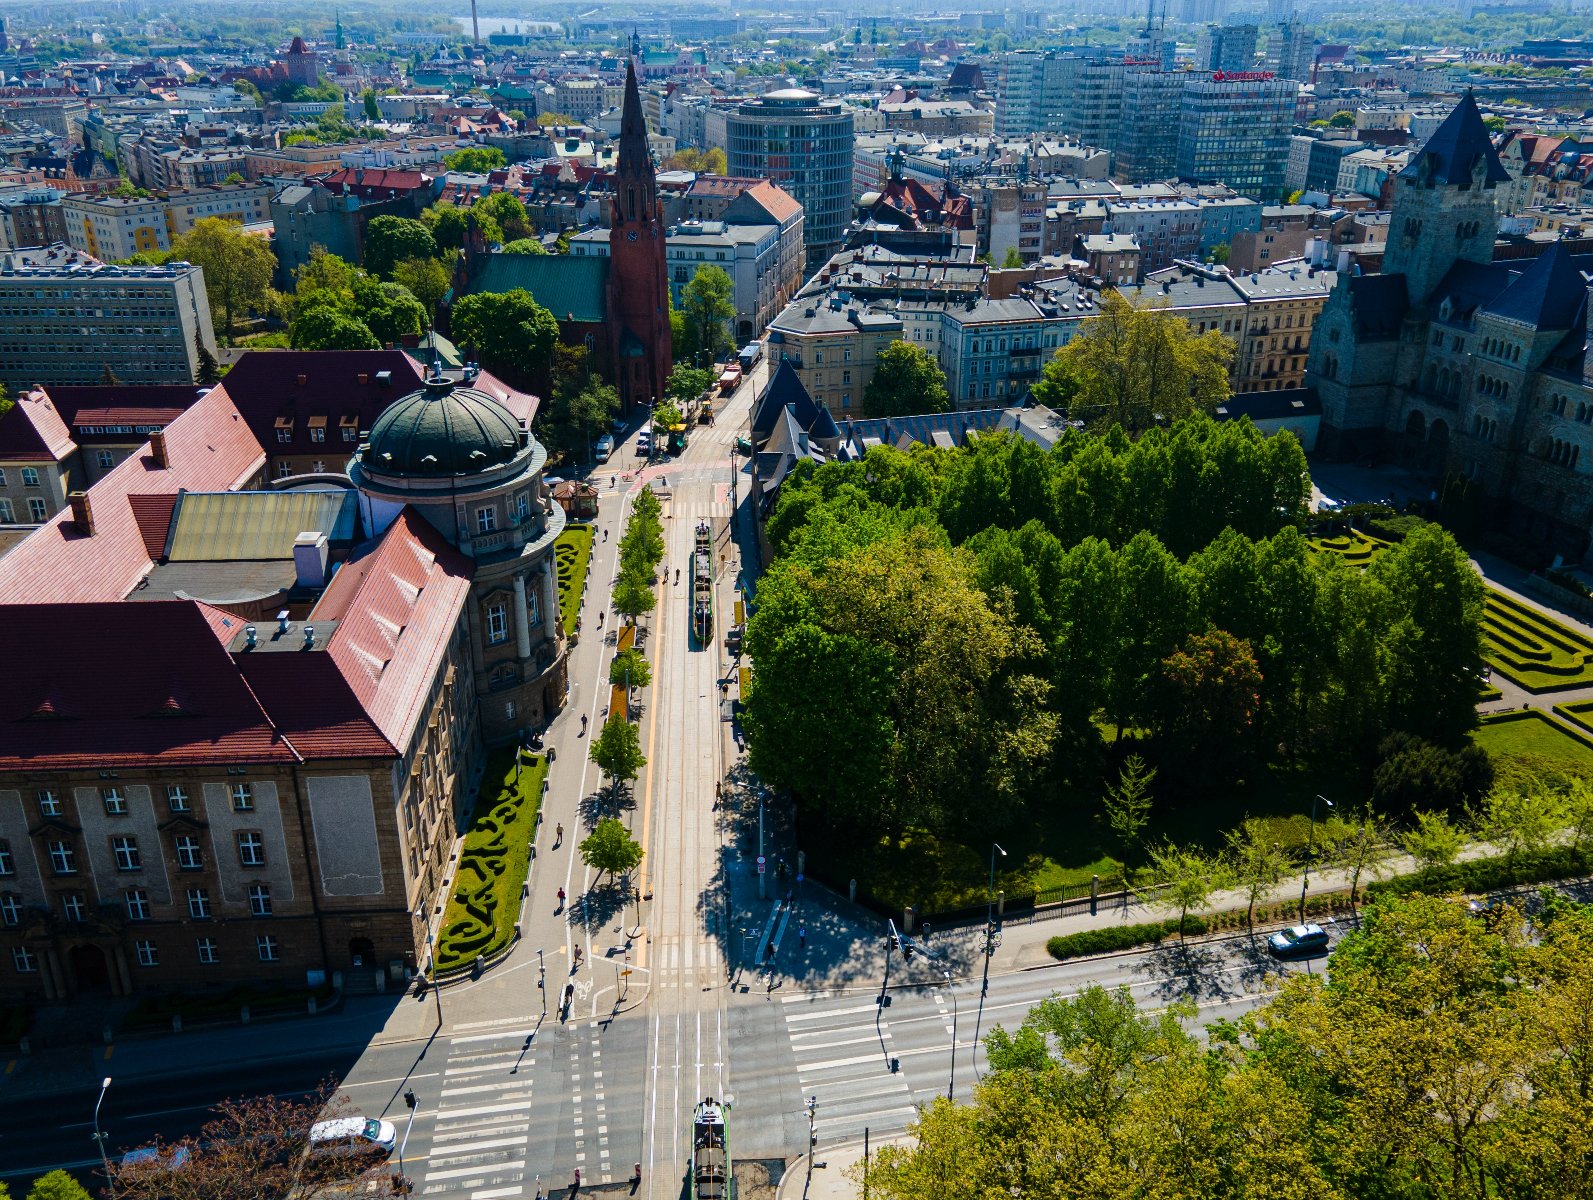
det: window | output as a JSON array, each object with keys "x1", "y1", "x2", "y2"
[
  {"x1": 310, "y1": 426, "x2": 326, "y2": 443},
  {"x1": 135, "y1": 940, "x2": 159, "y2": 967},
  {"x1": 28, "y1": 499, "x2": 46, "y2": 523},
  {"x1": 476, "y1": 505, "x2": 497, "y2": 533},
  {"x1": 186, "y1": 887, "x2": 211, "y2": 919},
  {"x1": 174, "y1": 835, "x2": 202, "y2": 871},
  {"x1": 125, "y1": 889, "x2": 150, "y2": 921},
  {"x1": 97, "y1": 450, "x2": 114, "y2": 469},
  {"x1": 112, "y1": 836, "x2": 141, "y2": 872},
  {"x1": 21, "y1": 467, "x2": 38, "y2": 487},
  {"x1": 13, "y1": 947, "x2": 37, "y2": 973},
  {"x1": 230, "y1": 782, "x2": 253, "y2": 812},
  {"x1": 276, "y1": 428, "x2": 292, "y2": 444},
  {"x1": 248, "y1": 883, "x2": 272, "y2": 917},
  {"x1": 237, "y1": 831, "x2": 266, "y2": 867},
  {"x1": 37, "y1": 790, "x2": 60, "y2": 818},
  {"x1": 0, "y1": 891, "x2": 21, "y2": 927},
  {"x1": 196, "y1": 937, "x2": 219, "y2": 965},
  {"x1": 62, "y1": 893, "x2": 86, "y2": 922},
  {"x1": 0, "y1": 840, "x2": 11, "y2": 877},
  {"x1": 0, "y1": 499, "x2": 11, "y2": 523},
  {"x1": 487, "y1": 602, "x2": 509, "y2": 644},
  {"x1": 257, "y1": 935, "x2": 280, "y2": 962},
  {"x1": 48, "y1": 840, "x2": 76, "y2": 875},
  {"x1": 276, "y1": 462, "x2": 294, "y2": 479},
  {"x1": 514, "y1": 492, "x2": 529, "y2": 522},
  {"x1": 103, "y1": 787, "x2": 127, "y2": 815},
  {"x1": 166, "y1": 785, "x2": 189, "y2": 813}
]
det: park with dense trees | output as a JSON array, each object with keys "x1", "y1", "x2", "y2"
[{"x1": 742, "y1": 415, "x2": 1496, "y2": 911}]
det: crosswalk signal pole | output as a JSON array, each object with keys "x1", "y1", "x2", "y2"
[{"x1": 804, "y1": 1095, "x2": 817, "y2": 1197}]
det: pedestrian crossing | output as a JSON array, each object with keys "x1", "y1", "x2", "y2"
[
  {"x1": 779, "y1": 994, "x2": 918, "y2": 1142},
  {"x1": 650, "y1": 934, "x2": 725, "y2": 989},
  {"x1": 420, "y1": 1028, "x2": 539, "y2": 1199}
]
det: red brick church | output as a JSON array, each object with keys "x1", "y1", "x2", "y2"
[{"x1": 452, "y1": 59, "x2": 671, "y2": 411}]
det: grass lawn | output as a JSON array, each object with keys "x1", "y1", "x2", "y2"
[
  {"x1": 555, "y1": 525, "x2": 594, "y2": 634},
  {"x1": 1473, "y1": 711, "x2": 1593, "y2": 774},
  {"x1": 1481, "y1": 589, "x2": 1593, "y2": 692},
  {"x1": 1553, "y1": 699, "x2": 1593, "y2": 737},
  {"x1": 434, "y1": 749, "x2": 548, "y2": 972}
]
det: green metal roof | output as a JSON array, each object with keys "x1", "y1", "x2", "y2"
[
  {"x1": 166, "y1": 490, "x2": 357, "y2": 562},
  {"x1": 468, "y1": 253, "x2": 609, "y2": 324}
]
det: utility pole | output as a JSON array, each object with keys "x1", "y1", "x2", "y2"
[
  {"x1": 803, "y1": 1095, "x2": 818, "y2": 1199},
  {"x1": 757, "y1": 793, "x2": 766, "y2": 899},
  {"x1": 92, "y1": 1076, "x2": 113, "y2": 1191}
]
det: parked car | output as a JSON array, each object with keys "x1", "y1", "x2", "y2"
[
  {"x1": 726, "y1": 627, "x2": 743, "y2": 654},
  {"x1": 595, "y1": 433, "x2": 615, "y2": 462},
  {"x1": 635, "y1": 431, "x2": 651, "y2": 457},
  {"x1": 308, "y1": 1117, "x2": 396, "y2": 1159},
  {"x1": 1267, "y1": 923, "x2": 1330, "y2": 958}
]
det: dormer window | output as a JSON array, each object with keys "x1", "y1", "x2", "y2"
[
  {"x1": 308, "y1": 415, "x2": 327, "y2": 443},
  {"x1": 275, "y1": 415, "x2": 294, "y2": 443}
]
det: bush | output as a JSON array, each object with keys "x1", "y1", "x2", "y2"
[
  {"x1": 1366, "y1": 845, "x2": 1592, "y2": 902},
  {"x1": 1365, "y1": 512, "x2": 1429, "y2": 542},
  {"x1": 1047, "y1": 915, "x2": 1208, "y2": 960},
  {"x1": 1373, "y1": 732, "x2": 1494, "y2": 818}
]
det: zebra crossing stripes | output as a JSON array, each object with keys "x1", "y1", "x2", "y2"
[
  {"x1": 651, "y1": 935, "x2": 724, "y2": 987},
  {"x1": 780, "y1": 995, "x2": 917, "y2": 1140},
  {"x1": 422, "y1": 1031, "x2": 537, "y2": 1199}
]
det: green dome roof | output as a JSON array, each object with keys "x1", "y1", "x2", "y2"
[{"x1": 364, "y1": 378, "x2": 523, "y2": 476}]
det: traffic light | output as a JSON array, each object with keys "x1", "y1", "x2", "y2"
[
  {"x1": 404, "y1": 1089, "x2": 417, "y2": 1110},
  {"x1": 902, "y1": 941, "x2": 915, "y2": 962}
]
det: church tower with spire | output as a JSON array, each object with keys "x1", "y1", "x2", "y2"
[{"x1": 606, "y1": 60, "x2": 672, "y2": 410}]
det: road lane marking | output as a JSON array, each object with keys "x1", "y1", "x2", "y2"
[
  {"x1": 433, "y1": 1099, "x2": 534, "y2": 1120},
  {"x1": 425, "y1": 1158, "x2": 527, "y2": 1181},
  {"x1": 784, "y1": 1002, "x2": 882, "y2": 1021}
]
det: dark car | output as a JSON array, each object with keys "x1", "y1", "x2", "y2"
[{"x1": 1267, "y1": 923, "x2": 1330, "y2": 958}]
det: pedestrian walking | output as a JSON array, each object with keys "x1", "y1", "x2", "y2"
[
  {"x1": 555, "y1": 822, "x2": 564, "y2": 847},
  {"x1": 573, "y1": 1167, "x2": 582, "y2": 1191},
  {"x1": 603, "y1": 528, "x2": 609, "y2": 541},
  {"x1": 557, "y1": 887, "x2": 566, "y2": 912}
]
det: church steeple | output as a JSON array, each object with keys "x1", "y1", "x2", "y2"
[
  {"x1": 617, "y1": 59, "x2": 652, "y2": 183},
  {"x1": 606, "y1": 57, "x2": 671, "y2": 410}
]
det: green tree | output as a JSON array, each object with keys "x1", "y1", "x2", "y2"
[
  {"x1": 444, "y1": 146, "x2": 507, "y2": 173},
  {"x1": 501, "y1": 237, "x2": 547, "y2": 255},
  {"x1": 579, "y1": 816, "x2": 644, "y2": 881},
  {"x1": 1402, "y1": 808, "x2": 1465, "y2": 870},
  {"x1": 1151, "y1": 627, "x2": 1262, "y2": 775},
  {"x1": 863, "y1": 339, "x2": 950, "y2": 418},
  {"x1": 610, "y1": 646, "x2": 652, "y2": 691},
  {"x1": 362, "y1": 88, "x2": 380, "y2": 122},
  {"x1": 1000, "y1": 245, "x2": 1023, "y2": 268},
  {"x1": 1030, "y1": 290, "x2": 1233, "y2": 431},
  {"x1": 220, "y1": 171, "x2": 245, "y2": 185},
  {"x1": 448, "y1": 288, "x2": 559, "y2": 387},
  {"x1": 612, "y1": 568, "x2": 657, "y2": 623},
  {"x1": 1483, "y1": 114, "x2": 1508, "y2": 133},
  {"x1": 1479, "y1": 786, "x2": 1565, "y2": 865},
  {"x1": 1372, "y1": 731, "x2": 1494, "y2": 818},
  {"x1": 546, "y1": 378, "x2": 620, "y2": 462},
  {"x1": 473, "y1": 191, "x2": 532, "y2": 244},
  {"x1": 1327, "y1": 109, "x2": 1356, "y2": 127},
  {"x1": 421, "y1": 203, "x2": 472, "y2": 253},
  {"x1": 355, "y1": 278, "x2": 426, "y2": 345},
  {"x1": 1145, "y1": 843, "x2": 1229, "y2": 937},
  {"x1": 1208, "y1": 241, "x2": 1231, "y2": 265},
  {"x1": 172, "y1": 216, "x2": 275, "y2": 337},
  {"x1": 589, "y1": 717, "x2": 646, "y2": 805},
  {"x1": 538, "y1": 111, "x2": 578, "y2": 126},
  {"x1": 1101, "y1": 753, "x2": 1154, "y2": 855},
  {"x1": 1225, "y1": 819, "x2": 1290, "y2": 927},
  {"x1": 25, "y1": 1172, "x2": 90, "y2": 1200},
  {"x1": 393, "y1": 256, "x2": 451, "y2": 328},
  {"x1": 679, "y1": 265, "x2": 736, "y2": 361},
  {"x1": 362, "y1": 215, "x2": 436, "y2": 279},
  {"x1": 666, "y1": 365, "x2": 716, "y2": 402},
  {"x1": 290, "y1": 307, "x2": 379, "y2": 350},
  {"x1": 1323, "y1": 804, "x2": 1393, "y2": 909},
  {"x1": 194, "y1": 332, "x2": 222, "y2": 385},
  {"x1": 650, "y1": 401, "x2": 683, "y2": 432}
]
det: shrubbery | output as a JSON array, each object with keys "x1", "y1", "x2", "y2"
[{"x1": 1046, "y1": 915, "x2": 1208, "y2": 960}]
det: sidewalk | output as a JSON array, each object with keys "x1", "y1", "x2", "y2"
[{"x1": 772, "y1": 1134, "x2": 911, "y2": 1200}]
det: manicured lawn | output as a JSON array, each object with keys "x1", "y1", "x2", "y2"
[
  {"x1": 1554, "y1": 699, "x2": 1593, "y2": 737},
  {"x1": 555, "y1": 525, "x2": 594, "y2": 634},
  {"x1": 1473, "y1": 711, "x2": 1593, "y2": 769},
  {"x1": 434, "y1": 749, "x2": 547, "y2": 973},
  {"x1": 1480, "y1": 590, "x2": 1593, "y2": 692},
  {"x1": 1306, "y1": 529, "x2": 1393, "y2": 566}
]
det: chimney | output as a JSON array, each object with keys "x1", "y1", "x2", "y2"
[
  {"x1": 277, "y1": 609, "x2": 291, "y2": 635},
  {"x1": 68, "y1": 491, "x2": 94, "y2": 535},
  {"x1": 149, "y1": 428, "x2": 169, "y2": 468},
  {"x1": 293, "y1": 531, "x2": 329, "y2": 587},
  {"x1": 244, "y1": 624, "x2": 258, "y2": 649},
  {"x1": 303, "y1": 624, "x2": 317, "y2": 649}
]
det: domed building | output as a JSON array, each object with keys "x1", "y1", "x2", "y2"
[{"x1": 350, "y1": 370, "x2": 569, "y2": 744}]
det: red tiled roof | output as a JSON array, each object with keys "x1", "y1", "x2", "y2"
[
  {"x1": 0, "y1": 386, "x2": 266, "y2": 603},
  {"x1": 686, "y1": 175, "x2": 764, "y2": 198},
  {"x1": 41, "y1": 384, "x2": 208, "y2": 427},
  {"x1": 218, "y1": 349, "x2": 426, "y2": 459},
  {"x1": 0, "y1": 390, "x2": 75, "y2": 463},
  {"x1": 127, "y1": 493, "x2": 179, "y2": 559},
  {"x1": 235, "y1": 652, "x2": 396, "y2": 760},
  {"x1": 321, "y1": 167, "x2": 434, "y2": 194},
  {"x1": 0, "y1": 600, "x2": 296, "y2": 770},
  {"x1": 314, "y1": 509, "x2": 472, "y2": 751},
  {"x1": 470, "y1": 369, "x2": 541, "y2": 426},
  {"x1": 741, "y1": 180, "x2": 802, "y2": 224}
]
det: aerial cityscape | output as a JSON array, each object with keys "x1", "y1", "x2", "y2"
[{"x1": 0, "y1": 0, "x2": 1591, "y2": 1196}]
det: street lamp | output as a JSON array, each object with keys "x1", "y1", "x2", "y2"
[
  {"x1": 92, "y1": 1075, "x2": 113, "y2": 1188},
  {"x1": 942, "y1": 970, "x2": 959, "y2": 1102},
  {"x1": 972, "y1": 843, "x2": 1006, "y2": 1082},
  {"x1": 1299, "y1": 794, "x2": 1334, "y2": 922},
  {"x1": 398, "y1": 1089, "x2": 419, "y2": 1185}
]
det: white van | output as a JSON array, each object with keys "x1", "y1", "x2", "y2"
[{"x1": 309, "y1": 1117, "x2": 397, "y2": 1158}]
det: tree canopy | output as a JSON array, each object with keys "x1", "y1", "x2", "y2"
[
  {"x1": 444, "y1": 146, "x2": 507, "y2": 173},
  {"x1": 867, "y1": 892, "x2": 1593, "y2": 1200},
  {"x1": 448, "y1": 288, "x2": 559, "y2": 388},
  {"x1": 1031, "y1": 291, "x2": 1234, "y2": 431},
  {"x1": 362, "y1": 215, "x2": 436, "y2": 279},
  {"x1": 172, "y1": 217, "x2": 275, "y2": 338},
  {"x1": 863, "y1": 339, "x2": 950, "y2": 418},
  {"x1": 579, "y1": 817, "x2": 644, "y2": 880},
  {"x1": 589, "y1": 716, "x2": 646, "y2": 805},
  {"x1": 679, "y1": 265, "x2": 736, "y2": 361},
  {"x1": 421, "y1": 203, "x2": 472, "y2": 253}
]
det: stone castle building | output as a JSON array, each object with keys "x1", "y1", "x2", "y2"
[
  {"x1": 1308, "y1": 91, "x2": 1593, "y2": 560},
  {"x1": 0, "y1": 351, "x2": 568, "y2": 1001}
]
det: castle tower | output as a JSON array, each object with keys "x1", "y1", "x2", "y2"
[
  {"x1": 607, "y1": 60, "x2": 672, "y2": 410},
  {"x1": 1383, "y1": 90, "x2": 1509, "y2": 306}
]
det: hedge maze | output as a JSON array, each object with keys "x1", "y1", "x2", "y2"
[{"x1": 1482, "y1": 590, "x2": 1593, "y2": 692}]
